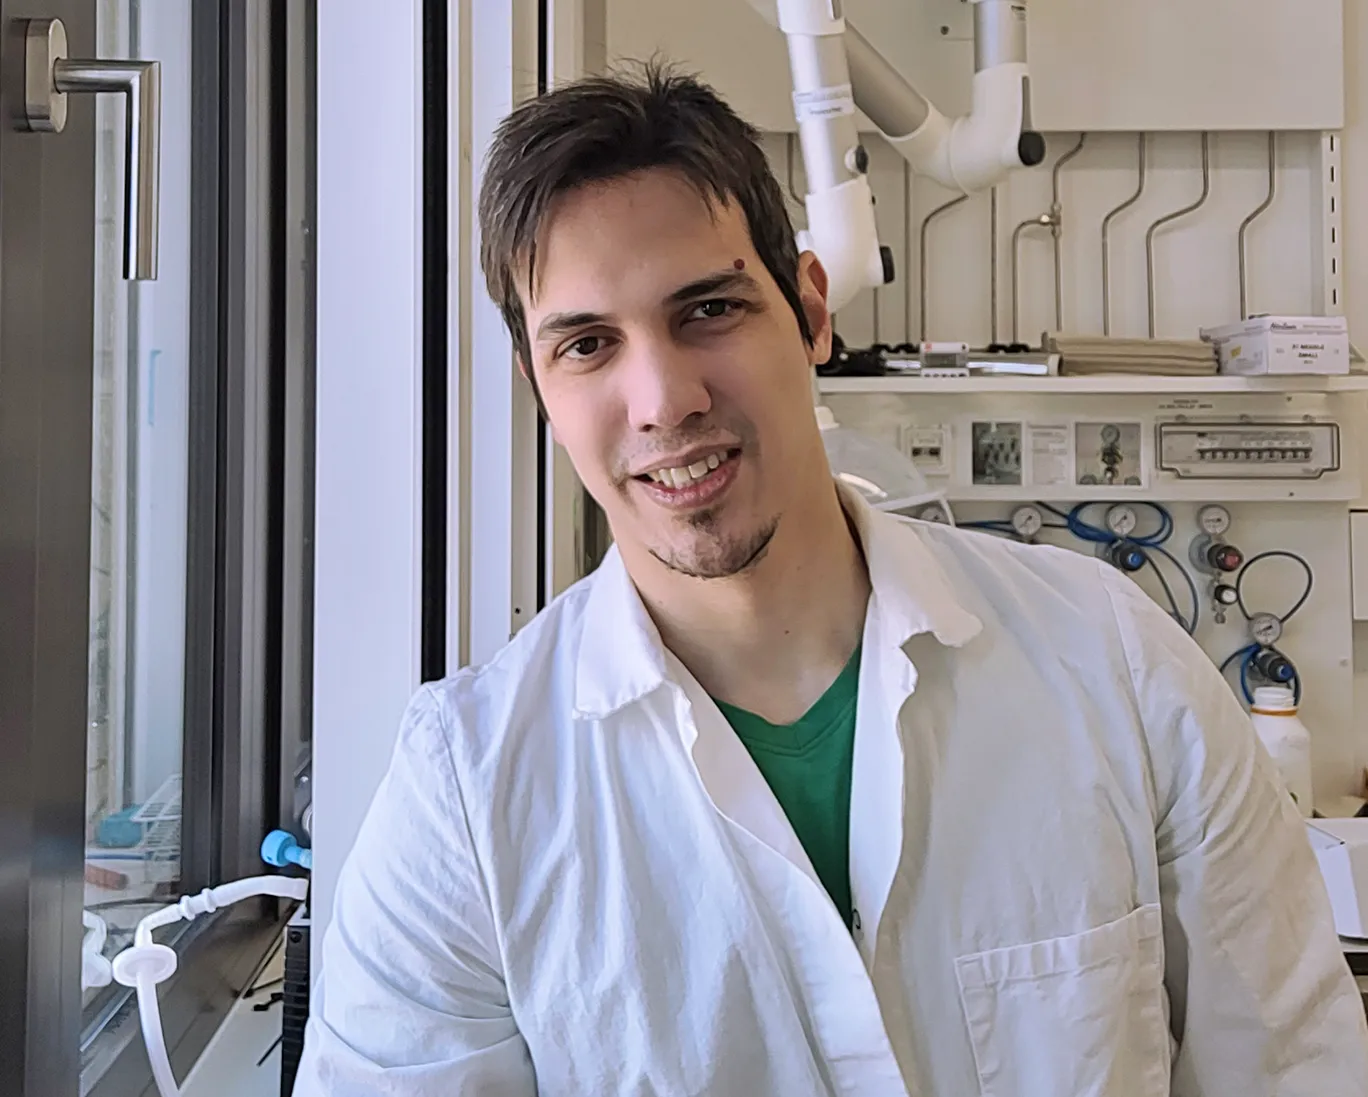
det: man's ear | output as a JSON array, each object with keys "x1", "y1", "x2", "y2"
[{"x1": 797, "y1": 251, "x2": 834, "y2": 366}]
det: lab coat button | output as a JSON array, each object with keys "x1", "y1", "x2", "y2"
[{"x1": 852, "y1": 908, "x2": 862, "y2": 934}]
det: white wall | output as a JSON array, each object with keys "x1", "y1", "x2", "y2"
[{"x1": 312, "y1": 0, "x2": 424, "y2": 959}]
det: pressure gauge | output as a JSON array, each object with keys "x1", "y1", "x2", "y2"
[
  {"x1": 1011, "y1": 505, "x2": 1043, "y2": 539},
  {"x1": 918, "y1": 502, "x2": 951, "y2": 525},
  {"x1": 1197, "y1": 504, "x2": 1231, "y2": 536},
  {"x1": 1105, "y1": 505, "x2": 1138, "y2": 538},
  {"x1": 1100, "y1": 424, "x2": 1121, "y2": 446},
  {"x1": 1249, "y1": 612, "x2": 1283, "y2": 647}
]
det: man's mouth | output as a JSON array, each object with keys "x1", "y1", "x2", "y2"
[
  {"x1": 637, "y1": 448, "x2": 739, "y2": 489},
  {"x1": 633, "y1": 447, "x2": 742, "y2": 507}
]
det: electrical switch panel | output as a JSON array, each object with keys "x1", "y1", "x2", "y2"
[{"x1": 1157, "y1": 421, "x2": 1340, "y2": 480}]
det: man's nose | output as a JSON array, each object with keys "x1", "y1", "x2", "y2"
[{"x1": 622, "y1": 339, "x2": 712, "y2": 431}]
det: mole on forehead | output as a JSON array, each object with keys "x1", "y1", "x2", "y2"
[{"x1": 733, "y1": 258, "x2": 746, "y2": 270}]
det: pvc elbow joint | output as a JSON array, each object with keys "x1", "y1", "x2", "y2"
[
  {"x1": 891, "y1": 63, "x2": 1039, "y2": 193},
  {"x1": 951, "y1": 63, "x2": 1038, "y2": 191},
  {"x1": 798, "y1": 176, "x2": 890, "y2": 314}
]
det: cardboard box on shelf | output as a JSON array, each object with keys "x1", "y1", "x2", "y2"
[{"x1": 1201, "y1": 315, "x2": 1349, "y2": 376}]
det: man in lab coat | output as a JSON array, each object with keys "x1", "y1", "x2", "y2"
[{"x1": 294, "y1": 61, "x2": 1368, "y2": 1095}]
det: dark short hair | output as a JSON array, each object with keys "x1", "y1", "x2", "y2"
[{"x1": 477, "y1": 59, "x2": 815, "y2": 387}]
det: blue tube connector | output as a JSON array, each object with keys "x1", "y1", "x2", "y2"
[{"x1": 261, "y1": 829, "x2": 313, "y2": 872}]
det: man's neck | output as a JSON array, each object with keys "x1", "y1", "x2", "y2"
[{"x1": 629, "y1": 485, "x2": 872, "y2": 726}]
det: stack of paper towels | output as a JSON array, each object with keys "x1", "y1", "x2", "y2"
[{"x1": 1042, "y1": 333, "x2": 1219, "y2": 376}]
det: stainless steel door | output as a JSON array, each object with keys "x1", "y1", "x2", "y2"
[
  {"x1": 0, "y1": 2, "x2": 172, "y2": 1092},
  {"x1": 0, "y1": 1, "x2": 103, "y2": 1090}
]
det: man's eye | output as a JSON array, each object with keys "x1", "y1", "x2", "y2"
[
  {"x1": 689, "y1": 299, "x2": 740, "y2": 321},
  {"x1": 564, "y1": 336, "x2": 603, "y2": 359}
]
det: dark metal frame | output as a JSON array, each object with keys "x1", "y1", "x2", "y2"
[
  {"x1": 0, "y1": 0, "x2": 311, "y2": 1092},
  {"x1": 179, "y1": 0, "x2": 228, "y2": 898},
  {"x1": 278, "y1": 0, "x2": 317, "y2": 838},
  {"x1": 209, "y1": 0, "x2": 279, "y2": 888},
  {"x1": 534, "y1": 0, "x2": 553, "y2": 611},
  {"x1": 421, "y1": 0, "x2": 449, "y2": 682},
  {"x1": 0, "y1": 2, "x2": 100, "y2": 1091}
]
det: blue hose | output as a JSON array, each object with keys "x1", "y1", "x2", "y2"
[{"x1": 1040, "y1": 501, "x2": 1174, "y2": 547}]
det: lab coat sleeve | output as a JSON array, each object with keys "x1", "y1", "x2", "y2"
[
  {"x1": 292, "y1": 684, "x2": 537, "y2": 1097},
  {"x1": 1100, "y1": 567, "x2": 1368, "y2": 1097}
]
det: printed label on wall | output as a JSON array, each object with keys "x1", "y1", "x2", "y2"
[{"x1": 1026, "y1": 423, "x2": 1073, "y2": 488}]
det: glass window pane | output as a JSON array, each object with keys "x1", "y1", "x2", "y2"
[{"x1": 82, "y1": 0, "x2": 192, "y2": 1037}]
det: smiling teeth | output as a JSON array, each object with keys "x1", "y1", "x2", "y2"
[{"x1": 650, "y1": 452, "x2": 724, "y2": 487}]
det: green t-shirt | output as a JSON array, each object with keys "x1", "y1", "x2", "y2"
[{"x1": 713, "y1": 645, "x2": 861, "y2": 928}]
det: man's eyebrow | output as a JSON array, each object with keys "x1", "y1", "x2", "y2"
[
  {"x1": 534, "y1": 271, "x2": 764, "y2": 344},
  {"x1": 535, "y1": 310, "x2": 609, "y2": 344},
  {"x1": 665, "y1": 269, "x2": 764, "y2": 304}
]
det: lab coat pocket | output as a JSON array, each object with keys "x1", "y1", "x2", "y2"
[{"x1": 954, "y1": 903, "x2": 1169, "y2": 1097}]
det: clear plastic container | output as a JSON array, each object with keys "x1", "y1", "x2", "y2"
[
  {"x1": 1249, "y1": 686, "x2": 1313, "y2": 818},
  {"x1": 816, "y1": 405, "x2": 950, "y2": 517}
]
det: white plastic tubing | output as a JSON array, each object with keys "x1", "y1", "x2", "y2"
[
  {"x1": 753, "y1": 0, "x2": 1033, "y2": 190},
  {"x1": 110, "y1": 875, "x2": 311, "y2": 1097},
  {"x1": 746, "y1": 0, "x2": 1033, "y2": 307},
  {"x1": 774, "y1": 0, "x2": 886, "y2": 313}
]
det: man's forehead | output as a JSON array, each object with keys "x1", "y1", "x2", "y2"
[
  {"x1": 548, "y1": 168, "x2": 730, "y2": 233},
  {"x1": 527, "y1": 172, "x2": 753, "y2": 306}
]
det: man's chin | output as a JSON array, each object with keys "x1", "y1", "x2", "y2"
[{"x1": 647, "y1": 520, "x2": 779, "y2": 581}]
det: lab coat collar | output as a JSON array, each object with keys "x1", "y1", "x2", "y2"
[
  {"x1": 836, "y1": 482, "x2": 983, "y2": 653},
  {"x1": 572, "y1": 542, "x2": 673, "y2": 720},
  {"x1": 573, "y1": 481, "x2": 983, "y2": 720}
]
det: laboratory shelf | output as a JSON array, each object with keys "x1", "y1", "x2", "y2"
[{"x1": 817, "y1": 374, "x2": 1368, "y2": 396}]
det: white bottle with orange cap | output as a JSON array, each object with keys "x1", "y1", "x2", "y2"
[{"x1": 1249, "y1": 686, "x2": 1313, "y2": 818}]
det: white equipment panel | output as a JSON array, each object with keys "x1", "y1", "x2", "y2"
[
  {"x1": 821, "y1": 387, "x2": 1362, "y2": 504},
  {"x1": 606, "y1": 0, "x2": 1344, "y2": 134}
]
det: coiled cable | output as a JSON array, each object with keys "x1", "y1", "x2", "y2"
[{"x1": 1234, "y1": 549, "x2": 1313, "y2": 624}]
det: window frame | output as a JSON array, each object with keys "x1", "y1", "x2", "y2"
[{"x1": 80, "y1": 0, "x2": 313, "y2": 1091}]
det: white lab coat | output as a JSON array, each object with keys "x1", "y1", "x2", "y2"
[{"x1": 294, "y1": 485, "x2": 1368, "y2": 1096}]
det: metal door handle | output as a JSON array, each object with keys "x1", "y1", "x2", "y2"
[{"x1": 21, "y1": 17, "x2": 161, "y2": 281}]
